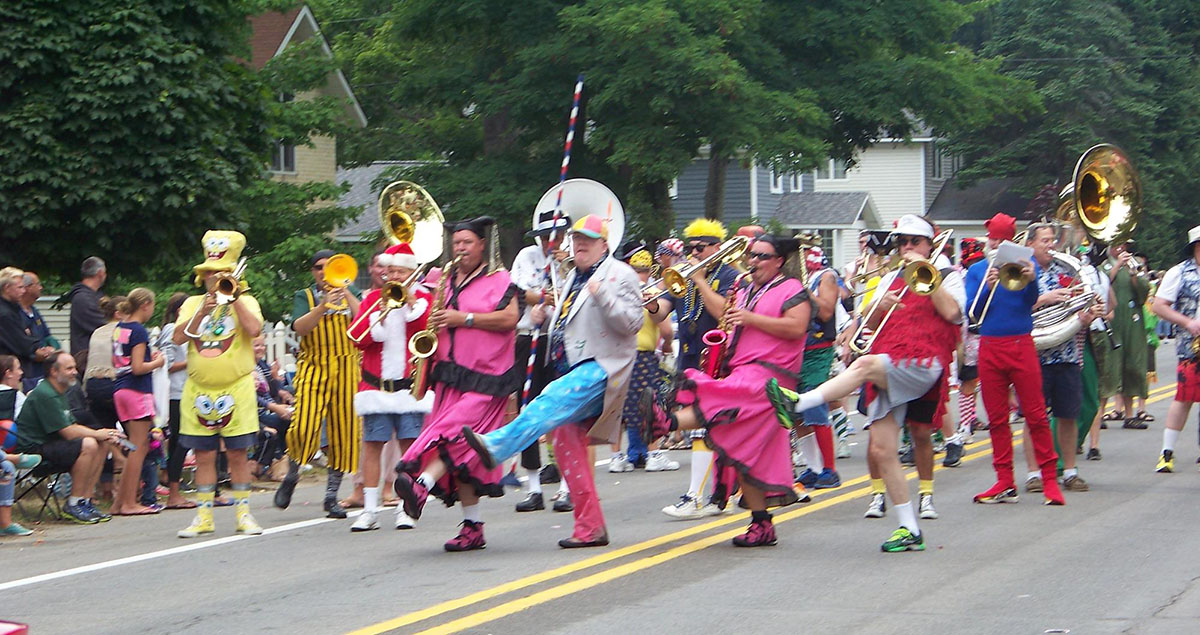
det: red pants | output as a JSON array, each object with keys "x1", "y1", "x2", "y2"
[
  {"x1": 552, "y1": 422, "x2": 606, "y2": 541},
  {"x1": 978, "y1": 334, "x2": 1058, "y2": 484}
]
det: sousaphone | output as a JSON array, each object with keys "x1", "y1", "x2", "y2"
[{"x1": 378, "y1": 180, "x2": 446, "y2": 266}]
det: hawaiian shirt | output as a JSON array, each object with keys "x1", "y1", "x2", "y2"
[
  {"x1": 550, "y1": 257, "x2": 604, "y2": 376},
  {"x1": 1036, "y1": 258, "x2": 1083, "y2": 366}
]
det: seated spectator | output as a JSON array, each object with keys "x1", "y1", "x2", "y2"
[
  {"x1": 1, "y1": 354, "x2": 40, "y2": 536},
  {"x1": 14, "y1": 352, "x2": 126, "y2": 524},
  {"x1": 252, "y1": 335, "x2": 292, "y2": 477}
]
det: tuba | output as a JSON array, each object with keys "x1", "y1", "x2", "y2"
[
  {"x1": 532, "y1": 179, "x2": 625, "y2": 301},
  {"x1": 346, "y1": 181, "x2": 446, "y2": 340},
  {"x1": 1032, "y1": 144, "x2": 1140, "y2": 350}
]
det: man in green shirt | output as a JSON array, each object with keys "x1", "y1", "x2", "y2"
[{"x1": 16, "y1": 352, "x2": 124, "y2": 524}]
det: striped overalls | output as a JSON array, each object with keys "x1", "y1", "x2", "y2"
[{"x1": 285, "y1": 288, "x2": 362, "y2": 474}]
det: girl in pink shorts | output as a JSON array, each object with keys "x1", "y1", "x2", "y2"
[{"x1": 111, "y1": 288, "x2": 166, "y2": 515}]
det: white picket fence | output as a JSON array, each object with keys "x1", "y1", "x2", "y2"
[{"x1": 263, "y1": 321, "x2": 299, "y2": 376}]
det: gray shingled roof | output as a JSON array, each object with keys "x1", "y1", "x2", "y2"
[
  {"x1": 774, "y1": 191, "x2": 871, "y2": 226},
  {"x1": 927, "y1": 177, "x2": 1031, "y2": 221},
  {"x1": 334, "y1": 161, "x2": 427, "y2": 241}
]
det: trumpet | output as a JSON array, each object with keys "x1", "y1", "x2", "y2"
[
  {"x1": 848, "y1": 230, "x2": 953, "y2": 355},
  {"x1": 212, "y1": 258, "x2": 248, "y2": 305},
  {"x1": 641, "y1": 235, "x2": 750, "y2": 306}
]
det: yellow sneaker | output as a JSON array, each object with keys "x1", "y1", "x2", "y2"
[
  {"x1": 177, "y1": 516, "x2": 215, "y2": 539},
  {"x1": 236, "y1": 513, "x2": 263, "y2": 536},
  {"x1": 1156, "y1": 450, "x2": 1175, "y2": 474}
]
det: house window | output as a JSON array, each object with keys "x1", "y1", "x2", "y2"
[
  {"x1": 816, "y1": 159, "x2": 848, "y2": 180},
  {"x1": 269, "y1": 93, "x2": 296, "y2": 174},
  {"x1": 270, "y1": 142, "x2": 296, "y2": 173},
  {"x1": 788, "y1": 173, "x2": 802, "y2": 192},
  {"x1": 668, "y1": 178, "x2": 678, "y2": 199},
  {"x1": 932, "y1": 142, "x2": 944, "y2": 179},
  {"x1": 769, "y1": 169, "x2": 784, "y2": 194}
]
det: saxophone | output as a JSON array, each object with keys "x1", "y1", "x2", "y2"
[
  {"x1": 700, "y1": 272, "x2": 750, "y2": 378},
  {"x1": 408, "y1": 256, "x2": 461, "y2": 399}
]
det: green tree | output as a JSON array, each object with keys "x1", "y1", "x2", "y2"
[
  {"x1": 947, "y1": 0, "x2": 1200, "y2": 266},
  {"x1": 316, "y1": 0, "x2": 1034, "y2": 246}
]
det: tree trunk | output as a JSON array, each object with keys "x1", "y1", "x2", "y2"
[
  {"x1": 641, "y1": 179, "x2": 674, "y2": 240},
  {"x1": 704, "y1": 146, "x2": 727, "y2": 221}
]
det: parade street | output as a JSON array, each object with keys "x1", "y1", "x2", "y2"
[{"x1": 4, "y1": 356, "x2": 1198, "y2": 635}]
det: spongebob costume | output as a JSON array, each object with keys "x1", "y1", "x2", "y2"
[{"x1": 175, "y1": 230, "x2": 264, "y2": 539}]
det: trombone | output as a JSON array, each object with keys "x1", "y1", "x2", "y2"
[
  {"x1": 346, "y1": 264, "x2": 431, "y2": 343},
  {"x1": 641, "y1": 235, "x2": 750, "y2": 306},
  {"x1": 966, "y1": 232, "x2": 1032, "y2": 331},
  {"x1": 848, "y1": 230, "x2": 953, "y2": 355}
]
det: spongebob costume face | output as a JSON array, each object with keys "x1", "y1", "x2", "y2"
[{"x1": 178, "y1": 230, "x2": 262, "y2": 439}]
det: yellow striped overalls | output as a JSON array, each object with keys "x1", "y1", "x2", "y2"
[{"x1": 285, "y1": 288, "x2": 362, "y2": 473}]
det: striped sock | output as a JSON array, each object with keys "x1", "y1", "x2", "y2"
[
  {"x1": 832, "y1": 408, "x2": 850, "y2": 441},
  {"x1": 959, "y1": 391, "x2": 976, "y2": 435},
  {"x1": 195, "y1": 486, "x2": 215, "y2": 524}
]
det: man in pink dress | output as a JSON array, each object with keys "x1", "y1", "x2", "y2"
[
  {"x1": 642, "y1": 234, "x2": 812, "y2": 547},
  {"x1": 392, "y1": 217, "x2": 521, "y2": 552}
]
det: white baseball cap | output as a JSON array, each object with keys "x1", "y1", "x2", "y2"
[
  {"x1": 1189, "y1": 225, "x2": 1200, "y2": 246},
  {"x1": 891, "y1": 214, "x2": 935, "y2": 239}
]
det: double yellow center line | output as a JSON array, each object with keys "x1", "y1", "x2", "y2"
[{"x1": 352, "y1": 381, "x2": 1177, "y2": 635}]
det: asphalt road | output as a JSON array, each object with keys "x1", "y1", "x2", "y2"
[{"x1": 5, "y1": 346, "x2": 1200, "y2": 635}]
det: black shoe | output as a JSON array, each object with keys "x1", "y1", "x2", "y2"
[
  {"x1": 559, "y1": 531, "x2": 609, "y2": 548},
  {"x1": 552, "y1": 492, "x2": 573, "y2": 512},
  {"x1": 274, "y1": 473, "x2": 298, "y2": 509},
  {"x1": 1123, "y1": 418, "x2": 1149, "y2": 430},
  {"x1": 942, "y1": 441, "x2": 963, "y2": 468},
  {"x1": 1086, "y1": 447, "x2": 1102, "y2": 461},
  {"x1": 461, "y1": 425, "x2": 498, "y2": 470},
  {"x1": 899, "y1": 446, "x2": 915, "y2": 466},
  {"x1": 515, "y1": 492, "x2": 545, "y2": 512},
  {"x1": 539, "y1": 464, "x2": 561, "y2": 484},
  {"x1": 324, "y1": 498, "x2": 347, "y2": 519}
]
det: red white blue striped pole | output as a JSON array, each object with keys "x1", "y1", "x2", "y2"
[{"x1": 522, "y1": 74, "x2": 583, "y2": 405}]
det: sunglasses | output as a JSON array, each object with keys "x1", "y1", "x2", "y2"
[
  {"x1": 687, "y1": 243, "x2": 711, "y2": 253},
  {"x1": 894, "y1": 236, "x2": 928, "y2": 247},
  {"x1": 746, "y1": 252, "x2": 778, "y2": 261}
]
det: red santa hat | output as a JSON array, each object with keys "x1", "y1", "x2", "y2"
[{"x1": 377, "y1": 243, "x2": 417, "y2": 269}]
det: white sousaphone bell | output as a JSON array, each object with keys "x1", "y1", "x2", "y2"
[{"x1": 532, "y1": 178, "x2": 625, "y2": 253}]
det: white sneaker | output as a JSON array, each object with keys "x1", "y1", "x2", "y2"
[
  {"x1": 608, "y1": 452, "x2": 634, "y2": 473},
  {"x1": 864, "y1": 493, "x2": 887, "y2": 518},
  {"x1": 662, "y1": 494, "x2": 705, "y2": 520},
  {"x1": 919, "y1": 493, "x2": 939, "y2": 520},
  {"x1": 395, "y1": 509, "x2": 415, "y2": 530},
  {"x1": 836, "y1": 437, "x2": 851, "y2": 459},
  {"x1": 645, "y1": 450, "x2": 680, "y2": 472},
  {"x1": 697, "y1": 501, "x2": 725, "y2": 517},
  {"x1": 351, "y1": 510, "x2": 379, "y2": 532}
]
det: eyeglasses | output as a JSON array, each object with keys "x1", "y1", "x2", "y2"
[
  {"x1": 894, "y1": 237, "x2": 927, "y2": 247},
  {"x1": 746, "y1": 252, "x2": 778, "y2": 261}
]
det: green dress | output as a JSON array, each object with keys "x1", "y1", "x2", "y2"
[{"x1": 1098, "y1": 259, "x2": 1149, "y2": 399}]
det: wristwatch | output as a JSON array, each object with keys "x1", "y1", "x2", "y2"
[{"x1": 465, "y1": 313, "x2": 476, "y2": 328}]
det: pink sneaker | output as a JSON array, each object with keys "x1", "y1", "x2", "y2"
[
  {"x1": 393, "y1": 473, "x2": 429, "y2": 520},
  {"x1": 732, "y1": 518, "x2": 777, "y2": 547},
  {"x1": 444, "y1": 520, "x2": 486, "y2": 552}
]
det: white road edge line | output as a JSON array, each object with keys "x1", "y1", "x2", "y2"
[{"x1": 0, "y1": 457, "x2": 615, "y2": 592}]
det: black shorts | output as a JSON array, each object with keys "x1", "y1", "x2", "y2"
[
  {"x1": 179, "y1": 432, "x2": 256, "y2": 452},
  {"x1": 35, "y1": 438, "x2": 84, "y2": 473},
  {"x1": 1042, "y1": 363, "x2": 1082, "y2": 420},
  {"x1": 959, "y1": 364, "x2": 978, "y2": 382}
]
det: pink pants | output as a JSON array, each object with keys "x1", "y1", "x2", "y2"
[
  {"x1": 552, "y1": 422, "x2": 606, "y2": 541},
  {"x1": 978, "y1": 334, "x2": 1058, "y2": 484}
]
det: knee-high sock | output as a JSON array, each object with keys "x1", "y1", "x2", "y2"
[
  {"x1": 231, "y1": 482, "x2": 251, "y2": 519},
  {"x1": 832, "y1": 408, "x2": 850, "y2": 441},
  {"x1": 798, "y1": 433, "x2": 821, "y2": 470},
  {"x1": 325, "y1": 470, "x2": 343, "y2": 502},
  {"x1": 689, "y1": 438, "x2": 713, "y2": 496},
  {"x1": 195, "y1": 485, "x2": 215, "y2": 524},
  {"x1": 958, "y1": 391, "x2": 976, "y2": 436},
  {"x1": 815, "y1": 427, "x2": 836, "y2": 470}
]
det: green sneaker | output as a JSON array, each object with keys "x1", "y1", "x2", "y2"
[
  {"x1": 881, "y1": 527, "x2": 925, "y2": 552},
  {"x1": 764, "y1": 378, "x2": 798, "y2": 430},
  {"x1": 0, "y1": 522, "x2": 33, "y2": 537}
]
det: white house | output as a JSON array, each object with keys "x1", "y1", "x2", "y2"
[{"x1": 673, "y1": 133, "x2": 991, "y2": 269}]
